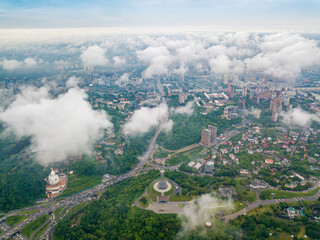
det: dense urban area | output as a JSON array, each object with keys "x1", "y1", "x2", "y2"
[{"x1": 0, "y1": 31, "x2": 320, "y2": 240}]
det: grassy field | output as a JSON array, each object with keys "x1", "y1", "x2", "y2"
[
  {"x1": 228, "y1": 201, "x2": 246, "y2": 214},
  {"x1": 268, "y1": 225, "x2": 310, "y2": 240},
  {"x1": 22, "y1": 214, "x2": 49, "y2": 238},
  {"x1": 18, "y1": 209, "x2": 38, "y2": 215},
  {"x1": 127, "y1": 206, "x2": 149, "y2": 219},
  {"x1": 260, "y1": 187, "x2": 320, "y2": 199},
  {"x1": 147, "y1": 184, "x2": 157, "y2": 202},
  {"x1": 151, "y1": 184, "x2": 161, "y2": 196},
  {"x1": 53, "y1": 207, "x2": 64, "y2": 218},
  {"x1": 165, "y1": 183, "x2": 174, "y2": 196},
  {"x1": 153, "y1": 147, "x2": 171, "y2": 159},
  {"x1": 6, "y1": 215, "x2": 27, "y2": 226},
  {"x1": 34, "y1": 220, "x2": 50, "y2": 240},
  {"x1": 247, "y1": 204, "x2": 273, "y2": 216},
  {"x1": 166, "y1": 146, "x2": 204, "y2": 166},
  {"x1": 59, "y1": 174, "x2": 102, "y2": 197},
  {"x1": 169, "y1": 195, "x2": 192, "y2": 202},
  {"x1": 242, "y1": 190, "x2": 256, "y2": 202},
  {"x1": 138, "y1": 196, "x2": 149, "y2": 208},
  {"x1": 57, "y1": 206, "x2": 70, "y2": 220}
]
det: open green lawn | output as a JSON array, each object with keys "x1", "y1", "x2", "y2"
[
  {"x1": 59, "y1": 174, "x2": 102, "y2": 197},
  {"x1": 230, "y1": 201, "x2": 246, "y2": 214},
  {"x1": 247, "y1": 204, "x2": 273, "y2": 216},
  {"x1": 268, "y1": 232, "x2": 292, "y2": 240},
  {"x1": 166, "y1": 146, "x2": 204, "y2": 166},
  {"x1": 127, "y1": 206, "x2": 147, "y2": 219},
  {"x1": 18, "y1": 209, "x2": 38, "y2": 215},
  {"x1": 165, "y1": 183, "x2": 174, "y2": 196},
  {"x1": 260, "y1": 187, "x2": 320, "y2": 200},
  {"x1": 238, "y1": 189, "x2": 256, "y2": 202},
  {"x1": 22, "y1": 214, "x2": 49, "y2": 238},
  {"x1": 34, "y1": 220, "x2": 50, "y2": 240},
  {"x1": 6, "y1": 215, "x2": 27, "y2": 226},
  {"x1": 153, "y1": 147, "x2": 171, "y2": 159},
  {"x1": 138, "y1": 196, "x2": 149, "y2": 208},
  {"x1": 53, "y1": 207, "x2": 64, "y2": 218},
  {"x1": 151, "y1": 184, "x2": 161, "y2": 196},
  {"x1": 169, "y1": 195, "x2": 192, "y2": 202},
  {"x1": 267, "y1": 226, "x2": 310, "y2": 240},
  {"x1": 147, "y1": 184, "x2": 157, "y2": 202}
]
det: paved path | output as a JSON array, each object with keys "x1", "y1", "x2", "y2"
[{"x1": 223, "y1": 188, "x2": 320, "y2": 221}]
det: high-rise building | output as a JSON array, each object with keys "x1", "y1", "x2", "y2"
[
  {"x1": 237, "y1": 96, "x2": 246, "y2": 116},
  {"x1": 223, "y1": 74, "x2": 229, "y2": 84},
  {"x1": 271, "y1": 111, "x2": 278, "y2": 122},
  {"x1": 242, "y1": 87, "x2": 247, "y2": 97},
  {"x1": 179, "y1": 93, "x2": 187, "y2": 104},
  {"x1": 283, "y1": 95, "x2": 290, "y2": 106},
  {"x1": 254, "y1": 109, "x2": 261, "y2": 119},
  {"x1": 208, "y1": 125, "x2": 217, "y2": 143},
  {"x1": 270, "y1": 91, "x2": 283, "y2": 113},
  {"x1": 200, "y1": 129, "x2": 212, "y2": 147},
  {"x1": 249, "y1": 91, "x2": 254, "y2": 100}
]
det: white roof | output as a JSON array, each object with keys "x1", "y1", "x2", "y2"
[
  {"x1": 187, "y1": 161, "x2": 196, "y2": 167},
  {"x1": 194, "y1": 163, "x2": 202, "y2": 170}
]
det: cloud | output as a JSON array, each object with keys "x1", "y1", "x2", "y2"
[
  {"x1": 173, "y1": 65, "x2": 188, "y2": 75},
  {"x1": 80, "y1": 45, "x2": 109, "y2": 67},
  {"x1": 23, "y1": 57, "x2": 37, "y2": 68},
  {"x1": 0, "y1": 57, "x2": 38, "y2": 70},
  {"x1": 115, "y1": 73, "x2": 129, "y2": 86},
  {"x1": 66, "y1": 76, "x2": 80, "y2": 88},
  {"x1": 124, "y1": 103, "x2": 169, "y2": 135},
  {"x1": 172, "y1": 101, "x2": 194, "y2": 116},
  {"x1": 245, "y1": 33, "x2": 320, "y2": 80},
  {"x1": 281, "y1": 108, "x2": 320, "y2": 127},
  {"x1": 209, "y1": 55, "x2": 230, "y2": 74},
  {"x1": 178, "y1": 194, "x2": 233, "y2": 238},
  {"x1": 0, "y1": 86, "x2": 113, "y2": 165},
  {"x1": 54, "y1": 60, "x2": 70, "y2": 71},
  {"x1": 137, "y1": 46, "x2": 173, "y2": 78},
  {"x1": 0, "y1": 59, "x2": 22, "y2": 70},
  {"x1": 113, "y1": 56, "x2": 126, "y2": 67},
  {"x1": 162, "y1": 119, "x2": 173, "y2": 134}
]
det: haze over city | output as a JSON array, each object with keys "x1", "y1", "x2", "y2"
[{"x1": 0, "y1": 1, "x2": 320, "y2": 240}]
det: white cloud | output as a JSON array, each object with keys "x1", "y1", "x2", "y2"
[
  {"x1": 54, "y1": 59, "x2": 70, "y2": 71},
  {"x1": 113, "y1": 56, "x2": 126, "y2": 67},
  {"x1": 281, "y1": 108, "x2": 320, "y2": 127},
  {"x1": 23, "y1": 57, "x2": 37, "y2": 68},
  {"x1": 172, "y1": 101, "x2": 194, "y2": 116},
  {"x1": 173, "y1": 65, "x2": 188, "y2": 76},
  {"x1": 115, "y1": 73, "x2": 129, "y2": 86},
  {"x1": 162, "y1": 119, "x2": 173, "y2": 134},
  {"x1": 0, "y1": 86, "x2": 113, "y2": 165},
  {"x1": 66, "y1": 76, "x2": 80, "y2": 88},
  {"x1": 80, "y1": 45, "x2": 109, "y2": 67},
  {"x1": 245, "y1": 33, "x2": 320, "y2": 80},
  {"x1": 178, "y1": 194, "x2": 233, "y2": 237},
  {"x1": 209, "y1": 55, "x2": 230, "y2": 74},
  {"x1": 124, "y1": 103, "x2": 169, "y2": 135},
  {"x1": 137, "y1": 46, "x2": 173, "y2": 78},
  {"x1": 0, "y1": 59, "x2": 22, "y2": 70},
  {"x1": 0, "y1": 57, "x2": 40, "y2": 70}
]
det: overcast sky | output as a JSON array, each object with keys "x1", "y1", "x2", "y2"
[{"x1": 0, "y1": 0, "x2": 320, "y2": 32}]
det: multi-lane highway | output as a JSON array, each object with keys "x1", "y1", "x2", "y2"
[{"x1": 0, "y1": 170, "x2": 137, "y2": 240}]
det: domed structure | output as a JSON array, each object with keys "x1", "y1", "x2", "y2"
[
  {"x1": 158, "y1": 181, "x2": 168, "y2": 190},
  {"x1": 48, "y1": 169, "x2": 60, "y2": 186}
]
